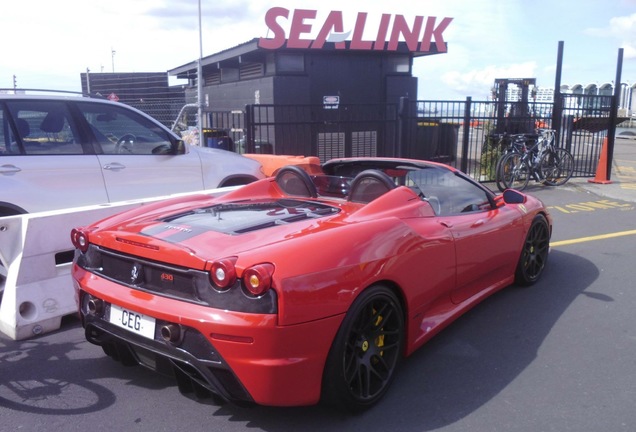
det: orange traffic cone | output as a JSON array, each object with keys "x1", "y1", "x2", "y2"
[{"x1": 588, "y1": 137, "x2": 613, "y2": 184}]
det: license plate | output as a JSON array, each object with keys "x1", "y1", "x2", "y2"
[{"x1": 110, "y1": 304, "x2": 156, "y2": 340}]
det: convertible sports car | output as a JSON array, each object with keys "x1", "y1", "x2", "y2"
[{"x1": 71, "y1": 157, "x2": 552, "y2": 411}]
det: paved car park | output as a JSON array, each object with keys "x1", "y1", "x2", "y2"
[{"x1": 1, "y1": 138, "x2": 635, "y2": 431}]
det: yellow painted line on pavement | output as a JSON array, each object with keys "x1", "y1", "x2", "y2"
[{"x1": 551, "y1": 229, "x2": 636, "y2": 247}]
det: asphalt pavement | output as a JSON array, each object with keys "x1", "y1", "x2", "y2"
[
  {"x1": 568, "y1": 135, "x2": 636, "y2": 203},
  {"x1": 1, "y1": 135, "x2": 635, "y2": 432}
]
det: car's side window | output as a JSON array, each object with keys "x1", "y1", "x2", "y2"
[
  {"x1": 440, "y1": 174, "x2": 491, "y2": 215},
  {"x1": 408, "y1": 167, "x2": 490, "y2": 216},
  {"x1": 5, "y1": 101, "x2": 83, "y2": 155},
  {"x1": 76, "y1": 102, "x2": 174, "y2": 155}
]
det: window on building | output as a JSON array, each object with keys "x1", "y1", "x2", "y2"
[
  {"x1": 277, "y1": 53, "x2": 305, "y2": 73},
  {"x1": 387, "y1": 56, "x2": 410, "y2": 74}
]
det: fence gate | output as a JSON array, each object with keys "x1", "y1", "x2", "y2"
[{"x1": 559, "y1": 94, "x2": 614, "y2": 177}]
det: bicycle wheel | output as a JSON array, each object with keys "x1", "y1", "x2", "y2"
[
  {"x1": 494, "y1": 152, "x2": 509, "y2": 192},
  {"x1": 500, "y1": 152, "x2": 530, "y2": 191},
  {"x1": 540, "y1": 148, "x2": 574, "y2": 186}
]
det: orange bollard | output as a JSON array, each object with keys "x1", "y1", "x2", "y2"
[{"x1": 588, "y1": 137, "x2": 613, "y2": 184}]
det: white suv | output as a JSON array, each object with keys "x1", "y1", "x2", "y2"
[{"x1": 0, "y1": 93, "x2": 264, "y2": 216}]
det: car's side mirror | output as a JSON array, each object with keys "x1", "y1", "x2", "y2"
[
  {"x1": 174, "y1": 140, "x2": 186, "y2": 155},
  {"x1": 502, "y1": 189, "x2": 527, "y2": 204}
]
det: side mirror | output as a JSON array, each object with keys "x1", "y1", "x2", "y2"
[
  {"x1": 502, "y1": 189, "x2": 527, "y2": 204},
  {"x1": 174, "y1": 140, "x2": 186, "y2": 155}
]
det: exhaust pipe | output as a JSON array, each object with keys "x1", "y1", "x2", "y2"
[
  {"x1": 161, "y1": 324, "x2": 182, "y2": 343},
  {"x1": 87, "y1": 297, "x2": 104, "y2": 315}
]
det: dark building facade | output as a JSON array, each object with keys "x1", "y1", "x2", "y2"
[
  {"x1": 167, "y1": 38, "x2": 444, "y2": 157},
  {"x1": 168, "y1": 38, "x2": 441, "y2": 111}
]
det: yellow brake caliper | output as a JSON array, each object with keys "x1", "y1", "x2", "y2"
[{"x1": 374, "y1": 312, "x2": 385, "y2": 356}]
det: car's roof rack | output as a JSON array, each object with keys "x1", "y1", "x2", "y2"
[{"x1": 0, "y1": 88, "x2": 97, "y2": 98}]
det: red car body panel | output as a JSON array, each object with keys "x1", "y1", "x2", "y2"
[
  {"x1": 71, "y1": 157, "x2": 552, "y2": 407},
  {"x1": 73, "y1": 267, "x2": 340, "y2": 405}
]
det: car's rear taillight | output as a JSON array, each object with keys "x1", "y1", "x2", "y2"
[
  {"x1": 70, "y1": 228, "x2": 90, "y2": 253},
  {"x1": 209, "y1": 257, "x2": 237, "y2": 290},
  {"x1": 243, "y1": 263, "x2": 275, "y2": 296}
]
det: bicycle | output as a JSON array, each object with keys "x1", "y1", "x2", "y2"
[
  {"x1": 492, "y1": 132, "x2": 539, "y2": 192},
  {"x1": 497, "y1": 129, "x2": 574, "y2": 191}
]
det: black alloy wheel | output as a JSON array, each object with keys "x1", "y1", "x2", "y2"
[
  {"x1": 515, "y1": 214, "x2": 550, "y2": 286},
  {"x1": 322, "y1": 285, "x2": 404, "y2": 412}
]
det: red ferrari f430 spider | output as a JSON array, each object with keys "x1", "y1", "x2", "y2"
[{"x1": 71, "y1": 157, "x2": 552, "y2": 411}]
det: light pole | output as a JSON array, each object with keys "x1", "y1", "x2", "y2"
[
  {"x1": 197, "y1": 0, "x2": 204, "y2": 147},
  {"x1": 111, "y1": 48, "x2": 116, "y2": 73}
]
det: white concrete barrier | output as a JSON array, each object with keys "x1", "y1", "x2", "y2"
[{"x1": 0, "y1": 188, "x2": 233, "y2": 340}]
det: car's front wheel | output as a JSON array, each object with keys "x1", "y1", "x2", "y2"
[
  {"x1": 515, "y1": 214, "x2": 550, "y2": 286},
  {"x1": 321, "y1": 285, "x2": 404, "y2": 412}
]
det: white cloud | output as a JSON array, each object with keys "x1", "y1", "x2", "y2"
[
  {"x1": 585, "y1": 12, "x2": 636, "y2": 58},
  {"x1": 2, "y1": 0, "x2": 635, "y2": 97}
]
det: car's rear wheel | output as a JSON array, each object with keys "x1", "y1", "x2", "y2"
[
  {"x1": 515, "y1": 214, "x2": 550, "y2": 286},
  {"x1": 322, "y1": 285, "x2": 404, "y2": 412}
]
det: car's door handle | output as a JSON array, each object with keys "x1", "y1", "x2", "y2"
[
  {"x1": 472, "y1": 219, "x2": 485, "y2": 227},
  {"x1": 440, "y1": 220, "x2": 453, "y2": 228},
  {"x1": 0, "y1": 164, "x2": 22, "y2": 174},
  {"x1": 103, "y1": 162, "x2": 126, "y2": 171}
]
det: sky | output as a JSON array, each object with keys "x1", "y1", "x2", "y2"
[{"x1": 1, "y1": 0, "x2": 635, "y2": 100}]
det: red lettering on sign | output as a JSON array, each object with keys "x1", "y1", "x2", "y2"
[
  {"x1": 388, "y1": 15, "x2": 423, "y2": 51},
  {"x1": 311, "y1": 10, "x2": 346, "y2": 49},
  {"x1": 350, "y1": 13, "x2": 372, "y2": 50},
  {"x1": 258, "y1": 8, "x2": 454, "y2": 53},
  {"x1": 373, "y1": 14, "x2": 391, "y2": 51},
  {"x1": 420, "y1": 16, "x2": 453, "y2": 52},
  {"x1": 287, "y1": 9, "x2": 315, "y2": 49},
  {"x1": 259, "y1": 7, "x2": 289, "y2": 49}
]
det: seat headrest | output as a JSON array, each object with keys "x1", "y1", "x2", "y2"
[
  {"x1": 347, "y1": 170, "x2": 396, "y2": 203},
  {"x1": 40, "y1": 111, "x2": 65, "y2": 133},
  {"x1": 275, "y1": 165, "x2": 318, "y2": 198}
]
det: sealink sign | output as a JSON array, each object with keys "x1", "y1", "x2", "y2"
[{"x1": 258, "y1": 8, "x2": 453, "y2": 53}]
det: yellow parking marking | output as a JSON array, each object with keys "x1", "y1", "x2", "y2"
[
  {"x1": 551, "y1": 229, "x2": 636, "y2": 247},
  {"x1": 548, "y1": 199, "x2": 633, "y2": 214}
]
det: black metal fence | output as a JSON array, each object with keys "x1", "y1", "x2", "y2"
[
  {"x1": 130, "y1": 94, "x2": 617, "y2": 183},
  {"x1": 560, "y1": 94, "x2": 613, "y2": 177},
  {"x1": 239, "y1": 96, "x2": 612, "y2": 181},
  {"x1": 397, "y1": 97, "x2": 608, "y2": 181}
]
